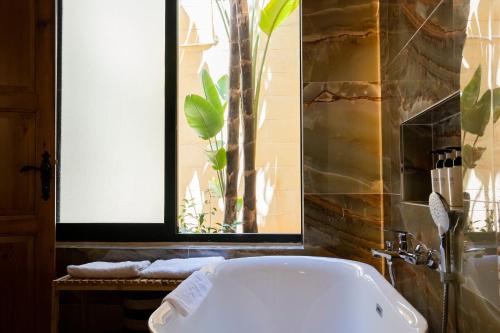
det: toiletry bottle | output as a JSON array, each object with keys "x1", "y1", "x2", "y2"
[
  {"x1": 447, "y1": 147, "x2": 463, "y2": 209},
  {"x1": 437, "y1": 149, "x2": 450, "y2": 204},
  {"x1": 430, "y1": 151, "x2": 440, "y2": 193}
]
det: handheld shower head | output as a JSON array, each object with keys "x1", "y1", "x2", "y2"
[
  {"x1": 429, "y1": 192, "x2": 451, "y2": 236},
  {"x1": 429, "y1": 192, "x2": 459, "y2": 285}
]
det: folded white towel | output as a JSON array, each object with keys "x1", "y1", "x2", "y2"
[
  {"x1": 67, "y1": 260, "x2": 151, "y2": 278},
  {"x1": 140, "y1": 257, "x2": 224, "y2": 279},
  {"x1": 163, "y1": 271, "x2": 212, "y2": 317}
]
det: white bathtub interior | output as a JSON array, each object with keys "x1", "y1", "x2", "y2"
[{"x1": 149, "y1": 256, "x2": 427, "y2": 333}]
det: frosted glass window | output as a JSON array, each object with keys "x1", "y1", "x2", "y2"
[{"x1": 59, "y1": 0, "x2": 165, "y2": 223}]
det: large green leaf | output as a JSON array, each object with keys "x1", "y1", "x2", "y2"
[
  {"x1": 463, "y1": 144, "x2": 486, "y2": 169},
  {"x1": 216, "y1": 75, "x2": 229, "y2": 102},
  {"x1": 461, "y1": 65, "x2": 481, "y2": 111},
  {"x1": 184, "y1": 94, "x2": 224, "y2": 140},
  {"x1": 492, "y1": 88, "x2": 500, "y2": 123},
  {"x1": 207, "y1": 147, "x2": 227, "y2": 170},
  {"x1": 201, "y1": 69, "x2": 223, "y2": 112},
  {"x1": 462, "y1": 89, "x2": 491, "y2": 136},
  {"x1": 259, "y1": 0, "x2": 299, "y2": 36}
]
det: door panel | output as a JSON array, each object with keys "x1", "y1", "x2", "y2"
[
  {"x1": 0, "y1": 0, "x2": 55, "y2": 332},
  {"x1": 0, "y1": 112, "x2": 36, "y2": 215},
  {"x1": 0, "y1": 236, "x2": 34, "y2": 333},
  {"x1": 0, "y1": 0, "x2": 35, "y2": 91}
]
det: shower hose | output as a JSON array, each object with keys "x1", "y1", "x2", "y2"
[{"x1": 441, "y1": 281, "x2": 449, "y2": 333}]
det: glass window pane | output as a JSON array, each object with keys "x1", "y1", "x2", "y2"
[
  {"x1": 177, "y1": 0, "x2": 302, "y2": 234},
  {"x1": 59, "y1": 0, "x2": 165, "y2": 223}
]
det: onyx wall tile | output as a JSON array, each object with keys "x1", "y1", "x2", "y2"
[
  {"x1": 304, "y1": 194, "x2": 383, "y2": 270},
  {"x1": 385, "y1": 1, "x2": 465, "y2": 119},
  {"x1": 303, "y1": 81, "x2": 382, "y2": 194},
  {"x1": 387, "y1": 82, "x2": 404, "y2": 194},
  {"x1": 302, "y1": 0, "x2": 380, "y2": 82},
  {"x1": 385, "y1": 0, "x2": 443, "y2": 63}
]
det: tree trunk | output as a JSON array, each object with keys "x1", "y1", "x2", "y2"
[
  {"x1": 223, "y1": 0, "x2": 241, "y2": 231},
  {"x1": 236, "y1": 0, "x2": 257, "y2": 233}
]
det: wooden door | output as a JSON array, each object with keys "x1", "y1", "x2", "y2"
[{"x1": 0, "y1": 0, "x2": 55, "y2": 332}]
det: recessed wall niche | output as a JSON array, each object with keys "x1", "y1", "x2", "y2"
[{"x1": 400, "y1": 92, "x2": 461, "y2": 204}]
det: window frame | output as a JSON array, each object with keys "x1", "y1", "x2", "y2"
[{"x1": 55, "y1": 0, "x2": 303, "y2": 243}]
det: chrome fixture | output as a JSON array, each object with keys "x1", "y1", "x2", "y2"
[
  {"x1": 428, "y1": 192, "x2": 460, "y2": 333},
  {"x1": 372, "y1": 231, "x2": 439, "y2": 287}
]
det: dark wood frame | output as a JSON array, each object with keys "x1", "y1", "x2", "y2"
[{"x1": 56, "y1": 0, "x2": 303, "y2": 243}]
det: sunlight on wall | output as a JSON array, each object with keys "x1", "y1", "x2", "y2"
[{"x1": 177, "y1": 0, "x2": 301, "y2": 233}]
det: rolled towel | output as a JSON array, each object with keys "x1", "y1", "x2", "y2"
[
  {"x1": 163, "y1": 271, "x2": 212, "y2": 317},
  {"x1": 140, "y1": 257, "x2": 224, "y2": 279},
  {"x1": 67, "y1": 260, "x2": 151, "y2": 278}
]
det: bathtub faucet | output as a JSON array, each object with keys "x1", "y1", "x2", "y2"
[{"x1": 372, "y1": 231, "x2": 439, "y2": 286}]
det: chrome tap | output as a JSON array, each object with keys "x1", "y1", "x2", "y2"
[{"x1": 372, "y1": 231, "x2": 439, "y2": 286}]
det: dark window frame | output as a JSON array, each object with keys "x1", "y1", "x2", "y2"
[{"x1": 56, "y1": 0, "x2": 303, "y2": 243}]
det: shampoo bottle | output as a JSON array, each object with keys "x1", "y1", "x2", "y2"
[
  {"x1": 447, "y1": 147, "x2": 463, "y2": 209},
  {"x1": 437, "y1": 149, "x2": 451, "y2": 204},
  {"x1": 430, "y1": 151, "x2": 441, "y2": 193}
]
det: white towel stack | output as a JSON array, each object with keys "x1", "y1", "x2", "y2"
[
  {"x1": 163, "y1": 270, "x2": 213, "y2": 317},
  {"x1": 67, "y1": 260, "x2": 151, "y2": 278},
  {"x1": 140, "y1": 257, "x2": 224, "y2": 279}
]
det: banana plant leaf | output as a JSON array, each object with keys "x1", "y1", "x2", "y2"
[
  {"x1": 184, "y1": 94, "x2": 224, "y2": 140},
  {"x1": 201, "y1": 69, "x2": 223, "y2": 112},
  {"x1": 463, "y1": 144, "x2": 486, "y2": 169},
  {"x1": 492, "y1": 88, "x2": 500, "y2": 123},
  {"x1": 259, "y1": 0, "x2": 299, "y2": 36},
  {"x1": 216, "y1": 75, "x2": 229, "y2": 102},
  {"x1": 462, "y1": 89, "x2": 491, "y2": 137},
  {"x1": 207, "y1": 147, "x2": 227, "y2": 170},
  {"x1": 461, "y1": 65, "x2": 481, "y2": 111}
]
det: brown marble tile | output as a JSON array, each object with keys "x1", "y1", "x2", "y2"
[
  {"x1": 302, "y1": 0, "x2": 380, "y2": 82},
  {"x1": 384, "y1": 0, "x2": 443, "y2": 63},
  {"x1": 385, "y1": 3, "x2": 466, "y2": 120},
  {"x1": 303, "y1": 81, "x2": 382, "y2": 194},
  {"x1": 381, "y1": 81, "x2": 405, "y2": 194},
  {"x1": 304, "y1": 194, "x2": 383, "y2": 270}
]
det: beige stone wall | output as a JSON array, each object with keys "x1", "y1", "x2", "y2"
[{"x1": 177, "y1": 0, "x2": 301, "y2": 233}]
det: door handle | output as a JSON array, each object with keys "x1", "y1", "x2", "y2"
[{"x1": 20, "y1": 151, "x2": 52, "y2": 201}]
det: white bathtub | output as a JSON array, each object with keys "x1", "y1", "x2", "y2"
[{"x1": 149, "y1": 256, "x2": 427, "y2": 333}]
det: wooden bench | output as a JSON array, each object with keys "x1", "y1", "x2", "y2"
[{"x1": 51, "y1": 275, "x2": 183, "y2": 333}]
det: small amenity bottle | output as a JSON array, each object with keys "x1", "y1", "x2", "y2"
[{"x1": 447, "y1": 147, "x2": 463, "y2": 209}]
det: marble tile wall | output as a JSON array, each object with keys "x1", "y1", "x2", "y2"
[
  {"x1": 380, "y1": 0, "x2": 500, "y2": 332},
  {"x1": 302, "y1": 0, "x2": 384, "y2": 268}
]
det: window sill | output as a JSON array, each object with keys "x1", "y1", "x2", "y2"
[{"x1": 55, "y1": 242, "x2": 304, "y2": 251}]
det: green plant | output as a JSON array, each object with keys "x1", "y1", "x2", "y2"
[
  {"x1": 211, "y1": 0, "x2": 299, "y2": 233},
  {"x1": 178, "y1": 191, "x2": 218, "y2": 233},
  {"x1": 461, "y1": 65, "x2": 500, "y2": 169},
  {"x1": 178, "y1": 189, "x2": 244, "y2": 233},
  {"x1": 183, "y1": 0, "x2": 299, "y2": 233},
  {"x1": 184, "y1": 69, "x2": 228, "y2": 200}
]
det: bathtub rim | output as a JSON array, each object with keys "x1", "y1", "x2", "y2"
[{"x1": 148, "y1": 255, "x2": 428, "y2": 333}]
